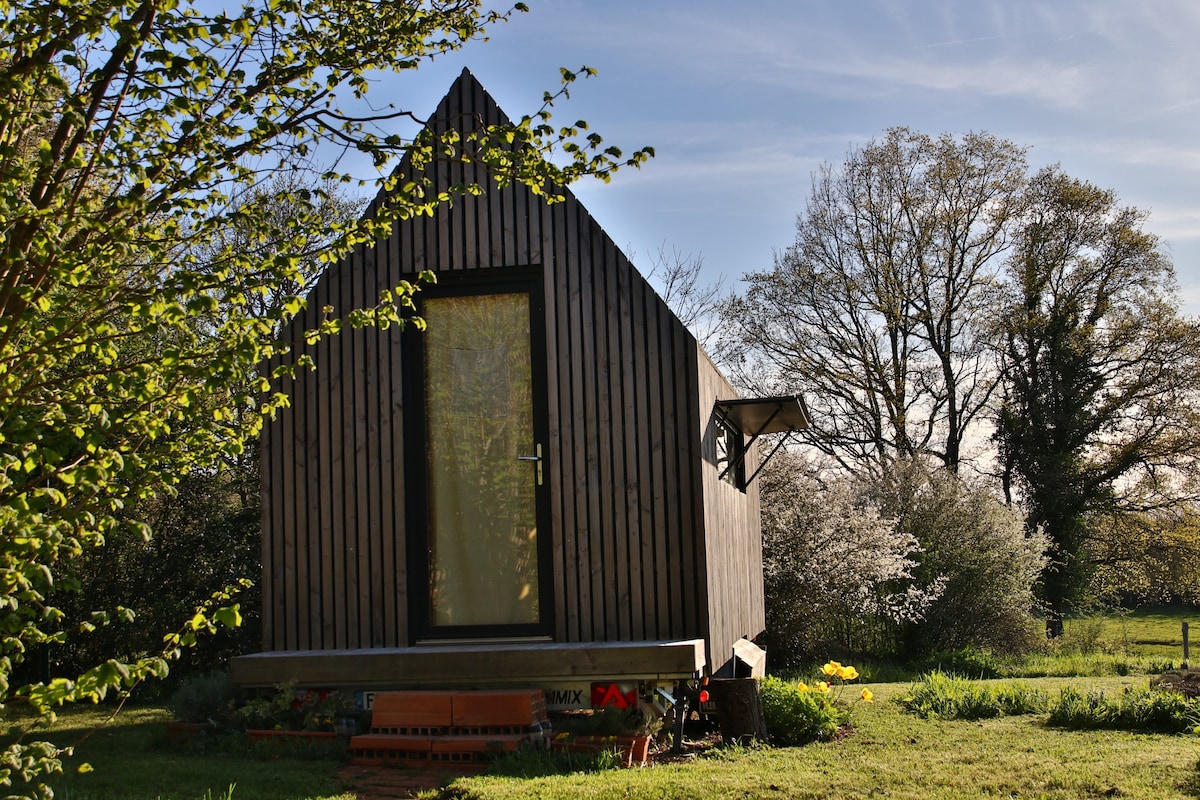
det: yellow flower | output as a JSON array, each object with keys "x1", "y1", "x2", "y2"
[
  {"x1": 837, "y1": 665, "x2": 860, "y2": 681},
  {"x1": 822, "y1": 661, "x2": 842, "y2": 677},
  {"x1": 816, "y1": 681, "x2": 830, "y2": 693},
  {"x1": 796, "y1": 681, "x2": 810, "y2": 693},
  {"x1": 860, "y1": 688, "x2": 874, "y2": 703}
]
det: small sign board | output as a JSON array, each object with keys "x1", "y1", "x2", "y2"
[{"x1": 355, "y1": 683, "x2": 641, "y2": 713}]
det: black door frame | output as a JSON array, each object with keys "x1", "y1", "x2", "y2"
[{"x1": 403, "y1": 266, "x2": 554, "y2": 642}]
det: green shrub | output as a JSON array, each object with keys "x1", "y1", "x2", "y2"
[
  {"x1": 234, "y1": 683, "x2": 354, "y2": 732},
  {"x1": 1056, "y1": 616, "x2": 1107, "y2": 655},
  {"x1": 898, "y1": 671, "x2": 1048, "y2": 720},
  {"x1": 920, "y1": 647, "x2": 1004, "y2": 679},
  {"x1": 758, "y1": 675, "x2": 845, "y2": 745},
  {"x1": 1048, "y1": 684, "x2": 1200, "y2": 733},
  {"x1": 871, "y1": 460, "x2": 1047, "y2": 659},
  {"x1": 168, "y1": 670, "x2": 237, "y2": 725}
]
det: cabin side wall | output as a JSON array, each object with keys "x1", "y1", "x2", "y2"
[
  {"x1": 696, "y1": 350, "x2": 765, "y2": 676},
  {"x1": 261, "y1": 71, "x2": 711, "y2": 654},
  {"x1": 545, "y1": 205, "x2": 708, "y2": 646}
]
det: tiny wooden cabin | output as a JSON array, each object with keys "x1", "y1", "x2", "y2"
[{"x1": 231, "y1": 70, "x2": 805, "y2": 694}]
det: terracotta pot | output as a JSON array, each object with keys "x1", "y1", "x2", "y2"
[{"x1": 550, "y1": 734, "x2": 650, "y2": 767}]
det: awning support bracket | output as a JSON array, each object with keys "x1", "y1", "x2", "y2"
[{"x1": 715, "y1": 395, "x2": 808, "y2": 488}]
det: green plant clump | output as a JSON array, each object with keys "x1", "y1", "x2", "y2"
[
  {"x1": 1048, "y1": 684, "x2": 1200, "y2": 733},
  {"x1": 168, "y1": 671, "x2": 237, "y2": 725},
  {"x1": 920, "y1": 647, "x2": 1005, "y2": 679},
  {"x1": 487, "y1": 744, "x2": 621, "y2": 778},
  {"x1": 552, "y1": 706, "x2": 661, "y2": 738},
  {"x1": 234, "y1": 683, "x2": 354, "y2": 732},
  {"x1": 898, "y1": 671, "x2": 1049, "y2": 720},
  {"x1": 758, "y1": 675, "x2": 845, "y2": 745}
]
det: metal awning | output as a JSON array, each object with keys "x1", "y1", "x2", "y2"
[
  {"x1": 715, "y1": 395, "x2": 809, "y2": 487},
  {"x1": 715, "y1": 395, "x2": 808, "y2": 436}
]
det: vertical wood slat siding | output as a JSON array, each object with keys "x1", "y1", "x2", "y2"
[
  {"x1": 386, "y1": 210, "x2": 409, "y2": 646},
  {"x1": 352, "y1": 240, "x2": 371, "y2": 646},
  {"x1": 630, "y1": 276, "x2": 653, "y2": 641},
  {"x1": 564, "y1": 199, "x2": 589, "y2": 641},
  {"x1": 608, "y1": 240, "x2": 633, "y2": 641},
  {"x1": 695, "y1": 350, "x2": 765, "y2": 675},
  {"x1": 681, "y1": 325, "x2": 706, "y2": 641},
  {"x1": 261, "y1": 69, "x2": 760, "y2": 665},
  {"x1": 593, "y1": 216, "x2": 610, "y2": 641},
  {"x1": 547, "y1": 198, "x2": 574, "y2": 643},
  {"x1": 646, "y1": 273, "x2": 671, "y2": 639}
]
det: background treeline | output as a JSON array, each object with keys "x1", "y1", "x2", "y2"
[{"x1": 706, "y1": 129, "x2": 1200, "y2": 664}]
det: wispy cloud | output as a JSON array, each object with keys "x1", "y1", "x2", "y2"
[{"x1": 451, "y1": 0, "x2": 1200, "y2": 295}]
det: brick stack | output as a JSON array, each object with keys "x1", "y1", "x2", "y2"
[{"x1": 348, "y1": 689, "x2": 549, "y2": 767}]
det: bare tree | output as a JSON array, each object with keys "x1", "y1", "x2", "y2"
[
  {"x1": 643, "y1": 245, "x2": 727, "y2": 349},
  {"x1": 723, "y1": 128, "x2": 1026, "y2": 475}
]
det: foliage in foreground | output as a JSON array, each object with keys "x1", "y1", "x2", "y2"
[
  {"x1": 897, "y1": 671, "x2": 1050, "y2": 720},
  {"x1": 899, "y1": 669, "x2": 1200, "y2": 735},
  {"x1": 758, "y1": 663, "x2": 870, "y2": 745},
  {"x1": 1047, "y1": 684, "x2": 1200, "y2": 734},
  {"x1": 758, "y1": 675, "x2": 844, "y2": 745},
  {"x1": 0, "y1": 0, "x2": 651, "y2": 795}
]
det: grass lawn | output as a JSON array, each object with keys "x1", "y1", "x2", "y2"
[
  {"x1": 1086, "y1": 606, "x2": 1199, "y2": 661},
  {"x1": 34, "y1": 707, "x2": 354, "y2": 800},
  {"x1": 21, "y1": 606, "x2": 1200, "y2": 800},
  {"x1": 442, "y1": 678, "x2": 1200, "y2": 800},
  {"x1": 27, "y1": 676, "x2": 1200, "y2": 800}
]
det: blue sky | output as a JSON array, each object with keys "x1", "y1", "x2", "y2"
[{"x1": 351, "y1": 0, "x2": 1200, "y2": 309}]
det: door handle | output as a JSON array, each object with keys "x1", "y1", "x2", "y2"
[{"x1": 517, "y1": 443, "x2": 543, "y2": 486}]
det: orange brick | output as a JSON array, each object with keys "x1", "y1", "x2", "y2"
[
  {"x1": 370, "y1": 691, "x2": 454, "y2": 727},
  {"x1": 348, "y1": 733, "x2": 434, "y2": 752},
  {"x1": 430, "y1": 734, "x2": 531, "y2": 754},
  {"x1": 451, "y1": 690, "x2": 545, "y2": 727}
]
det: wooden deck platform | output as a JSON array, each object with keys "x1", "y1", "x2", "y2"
[{"x1": 229, "y1": 639, "x2": 707, "y2": 689}]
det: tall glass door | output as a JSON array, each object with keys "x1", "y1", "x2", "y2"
[{"x1": 414, "y1": 284, "x2": 548, "y2": 636}]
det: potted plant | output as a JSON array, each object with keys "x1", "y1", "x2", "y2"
[
  {"x1": 236, "y1": 681, "x2": 353, "y2": 745},
  {"x1": 549, "y1": 707, "x2": 660, "y2": 767}
]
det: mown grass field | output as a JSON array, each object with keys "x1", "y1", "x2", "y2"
[{"x1": 27, "y1": 606, "x2": 1200, "y2": 800}]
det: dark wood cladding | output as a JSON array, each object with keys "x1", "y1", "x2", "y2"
[{"x1": 261, "y1": 69, "x2": 761, "y2": 675}]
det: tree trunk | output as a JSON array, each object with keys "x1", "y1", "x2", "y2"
[
  {"x1": 1045, "y1": 609, "x2": 1064, "y2": 639},
  {"x1": 709, "y1": 678, "x2": 768, "y2": 745}
]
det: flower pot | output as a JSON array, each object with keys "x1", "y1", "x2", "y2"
[{"x1": 550, "y1": 734, "x2": 650, "y2": 767}]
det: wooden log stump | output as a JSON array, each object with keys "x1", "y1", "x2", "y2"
[{"x1": 709, "y1": 678, "x2": 768, "y2": 745}]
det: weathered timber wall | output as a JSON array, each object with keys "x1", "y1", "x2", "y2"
[{"x1": 260, "y1": 70, "x2": 760, "y2": 673}]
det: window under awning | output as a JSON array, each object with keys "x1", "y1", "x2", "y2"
[{"x1": 714, "y1": 395, "x2": 809, "y2": 487}]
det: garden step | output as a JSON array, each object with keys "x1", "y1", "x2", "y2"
[
  {"x1": 347, "y1": 734, "x2": 433, "y2": 752},
  {"x1": 430, "y1": 733, "x2": 533, "y2": 754},
  {"x1": 451, "y1": 690, "x2": 548, "y2": 727},
  {"x1": 369, "y1": 690, "x2": 456, "y2": 728},
  {"x1": 349, "y1": 742, "x2": 523, "y2": 768},
  {"x1": 349, "y1": 690, "x2": 549, "y2": 768},
  {"x1": 366, "y1": 689, "x2": 548, "y2": 732}
]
